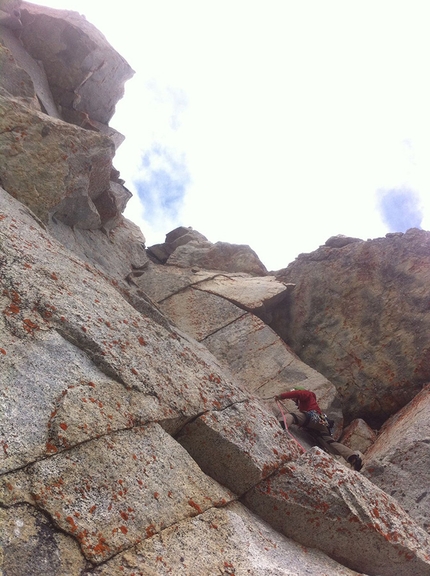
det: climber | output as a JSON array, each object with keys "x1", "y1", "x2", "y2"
[{"x1": 275, "y1": 388, "x2": 363, "y2": 471}]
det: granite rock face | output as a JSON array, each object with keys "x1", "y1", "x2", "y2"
[
  {"x1": 1, "y1": 186, "x2": 399, "y2": 575},
  {"x1": 242, "y1": 447, "x2": 430, "y2": 576},
  {"x1": 2, "y1": 3, "x2": 430, "y2": 576},
  {"x1": 273, "y1": 230, "x2": 430, "y2": 426},
  {"x1": 19, "y1": 1, "x2": 134, "y2": 127}
]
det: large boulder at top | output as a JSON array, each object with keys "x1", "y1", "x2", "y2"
[
  {"x1": 272, "y1": 229, "x2": 430, "y2": 426},
  {"x1": 148, "y1": 226, "x2": 268, "y2": 275},
  {"x1": 363, "y1": 383, "x2": 430, "y2": 533},
  {"x1": 19, "y1": 1, "x2": 134, "y2": 126},
  {"x1": 168, "y1": 240, "x2": 268, "y2": 275}
]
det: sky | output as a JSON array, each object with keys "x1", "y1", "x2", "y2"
[{"x1": 27, "y1": 0, "x2": 430, "y2": 270}]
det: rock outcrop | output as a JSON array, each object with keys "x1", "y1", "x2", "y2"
[
  {"x1": 272, "y1": 230, "x2": 430, "y2": 426},
  {"x1": 148, "y1": 225, "x2": 268, "y2": 276},
  {"x1": 2, "y1": 3, "x2": 430, "y2": 576},
  {"x1": 0, "y1": 0, "x2": 133, "y2": 229}
]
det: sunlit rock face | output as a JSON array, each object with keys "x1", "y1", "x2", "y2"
[
  {"x1": 1, "y1": 3, "x2": 430, "y2": 576},
  {"x1": 272, "y1": 230, "x2": 430, "y2": 426}
]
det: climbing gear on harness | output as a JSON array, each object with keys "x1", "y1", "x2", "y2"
[{"x1": 303, "y1": 410, "x2": 332, "y2": 431}]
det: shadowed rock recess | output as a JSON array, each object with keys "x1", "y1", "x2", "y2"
[{"x1": 1, "y1": 4, "x2": 430, "y2": 576}]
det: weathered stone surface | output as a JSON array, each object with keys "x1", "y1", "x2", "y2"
[
  {"x1": 0, "y1": 94, "x2": 115, "y2": 226},
  {"x1": 0, "y1": 328, "x2": 171, "y2": 474},
  {"x1": 341, "y1": 418, "x2": 376, "y2": 454},
  {"x1": 0, "y1": 184, "x2": 372, "y2": 575},
  {"x1": 19, "y1": 2, "x2": 134, "y2": 126},
  {"x1": 177, "y1": 399, "x2": 302, "y2": 495},
  {"x1": 0, "y1": 40, "x2": 38, "y2": 107},
  {"x1": 273, "y1": 229, "x2": 430, "y2": 425},
  {"x1": 0, "y1": 504, "x2": 88, "y2": 575},
  {"x1": 48, "y1": 215, "x2": 149, "y2": 286},
  {"x1": 162, "y1": 286, "x2": 246, "y2": 342},
  {"x1": 3, "y1": 5, "x2": 430, "y2": 575},
  {"x1": 167, "y1": 239, "x2": 268, "y2": 275},
  {"x1": 242, "y1": 447, "x2": 430, "y2": 576},
  {"x1": 0, "y1": 187, "x2": 246, "y2": 470},
  {"x1": 363, "y1": 383, "x2": 430, "y2": 532},
  {"x1": 203, "y1": 312, "x2": 342, "y2": 420},
  {"x1": 0, "y1": 23, "x2": 61, "y2": 118},
  {"x1": 87, "y1": 502, "x2": 364, "y2": 576},
  {"x1": 0, "y1": 425, "x2": 234, "y2": 564},
  {"x1": 0, "y1": 0, "x2": 22, "y2": 31}
]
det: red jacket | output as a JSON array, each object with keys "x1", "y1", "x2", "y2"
[{"x1": 278, "y1": 390, "x2": 321, "y2": 413}]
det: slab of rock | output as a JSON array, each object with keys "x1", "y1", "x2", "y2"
[
  {"x1": 0, "y1": 24, "x2": 61, "y2": 118},
  {"x1": 0, "y1": 424, "x2": 234, "y2": 564},
  {"x1": 340, "y1": 418, "x2": 376, "y2": 453},
  {"x1": 363, "y1": 383, "x2": 430, "y2": 532},
  {"x1": 0, "y1": 40, "x2": 39, "y2": 108},
  {"x1": 162, "y1": 285, "x2": 247, "y2": 342},
  {"x1": 203, "y1": 312, "x2": 342, "y2": 420},
  {"x1": 48, "y1": 215, "x2": 149, "y2": 287},
  {"x1": 0, "y1": 187, "x2": 246, "y2": 474},
  {"x1": 0, "y1": 504, "x2": 88, "y2": 575},
  {"x1": 177, "y1": 399, "x2": 302, "y2": 495},
  {"x1": 242, "y1": 447, "x2": 430, "y2": 576},
  {"x1": 168, "y1": 240, "x2": 268, "y2": 275},
  {"x1": 87, "y1": 502, "x2": 365, "y2": 576},
  {"x1": 0, "y1": 94, "x2": 115, "y2": 227},
  {"x1": 19, "y1": 2, "x2": 134, "y2": 126},
  {"x1": 193, "y1": 273, "x2": 293, "y2": 320},
  {"x1": 134, "y1": 264, "x2": 214, "y2": 302},
  {"x1": 273, "y1": 229, "x2": 430, "y2": 425},
  {"x1": 137, "y1": 264, "x2": 291, "y2": 318}
]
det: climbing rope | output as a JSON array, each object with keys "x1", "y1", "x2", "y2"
[{"x1": 276, "y1": 399, "x2": 306, "y2": 454}]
